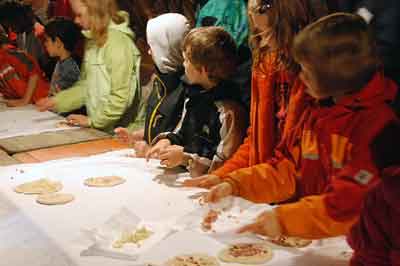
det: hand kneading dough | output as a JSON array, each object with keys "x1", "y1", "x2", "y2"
[
  {"x1": 166, "y1": 254, "x2": 220, "y2": 266},
  {"x1": 14, "y1": 179, "x2": 63, "y2": 194},
  {"x1": 218, "y1": 243, "x2": 273, "y2": 264},
  {"x1": 84, "y1": 176, "x2": 126, "y2": 187},
  {"x1": 36, "y1": 193, "x2": 74, "y2": 205}
]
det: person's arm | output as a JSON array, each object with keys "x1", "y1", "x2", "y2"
[
  {"x1": 6, "y1": 74, "x2": 38, "y2": 107},
  {"x1": 87, "y1": 31, "x2": 141, "y2": 129}
]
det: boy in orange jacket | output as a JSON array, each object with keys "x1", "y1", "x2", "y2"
[{"x1": 204, "y1": 13, "x2": 398, "y2": 239}]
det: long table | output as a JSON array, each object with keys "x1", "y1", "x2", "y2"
[{"x1": 0, "y1": 151, "x2": 352, "y2": 266}]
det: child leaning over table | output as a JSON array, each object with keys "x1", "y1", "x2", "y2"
[
  {"x1": 43, "y1": 17, "x2": 82, "y2": 96},
  {"x1": 146, "y1": 26, "x2": 247, "y2": 177},
  {"x1": 0, "y1": 32, "x2": 49, "y2": 107},
  {"x1": 114, "y1": 13, "x2": 192, "y2": 157},
  {"x1": 205, "y1": 13, "x2": 398, "y2": 239}
]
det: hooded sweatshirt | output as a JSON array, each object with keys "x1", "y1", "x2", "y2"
[
  {"x1": 142, "y1": 13, "x2": 191, "y2": 143},
  {"x1": 54, "y1": 12, "x2": 143, "y2": 133},
  {"x1": 223, "y1": 72, "x2": 398, "y2": 239}
]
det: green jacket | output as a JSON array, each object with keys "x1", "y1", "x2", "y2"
[{"x1": 54, "y1": 12, "x2": 144, "y2": 133}]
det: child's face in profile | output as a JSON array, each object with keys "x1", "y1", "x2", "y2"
[
  {"x1": 43, "y1": 36, "x2": 60, "y2": 57},
  {"x1": 70, "y1": 0, "x2": 90, "y2": 30},
  {"x1": 182, "y1": 51, "x2": 206, "y2": 86}
]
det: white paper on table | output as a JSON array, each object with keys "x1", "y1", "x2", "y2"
[
  {"x1": 80, "y1": 207, "x2": 176, "y2": 261},
  {"x1": 174, "y1": 196, "x2": 274, "y2": 243},
  {"x1": 0, "y1": 105, "x2": 78, "y2": 139}
]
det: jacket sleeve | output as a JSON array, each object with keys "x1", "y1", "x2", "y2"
[
  {"x1": 89, "y1": 31, "x2": 140, "y2": 129},
  {"x1": 211, "y1": 127, "x2": 251, "y2": 177},
  {"x1": 54, "y1": 71, "x2": 87, "y2": 113},
  {"x1": 276, "y1": 140, "x2": 381, "y2": 239},
  {"x1": 186, "y1": 101, "x2": 247, "y2": 177},
  {"x1": 224, "y1": 156, "x2": 298, "y2": 204}
]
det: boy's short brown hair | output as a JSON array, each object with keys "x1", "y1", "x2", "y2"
[
  {"x1": 293, "y1": 13, "x2": 379, "y2": 94},
  {"x1": 182, "y1": 26, "x2": 238, "y2": 83}
]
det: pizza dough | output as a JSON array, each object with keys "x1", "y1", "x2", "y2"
[
  {"x1": 166, "y1": 254, "x2": 220, "y2": 266},
  {"x1": 56, "y1": 121, "x2": 73, "y2": 128},
  {"x1": 270, "y1": 236, "x2": 312, "y2": 248},
  {"x1": 84, "y1": 176, "x2": 126, "y2": 187},
  {"x1": 36, "y1": 193, "x2": 74, "y2": 205},
  {"x1": 218, "y1": 243, "x2": 273, "y2": 264},
  {"x1": 14, "y1": 179, "x2": 63, "y2": 194}
]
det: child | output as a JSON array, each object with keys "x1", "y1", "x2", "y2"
[
  {"x1": 36, "y1": 0, "x2": 144, "y2": 133},
  {"x1": 44, "y1": 17, "x2": 81, "y2": 96},
  {"x1": 205, "y1": 13, "x2": 398, "y2": 239},
  {"x1": 0, "y1": 32, "x2": 49, "y2": 106},
  {"x1": 184, "y1": 0, "x2": 314, "y2": 187},
  {"x1": 347, "y1": 121, "x2": 400, "y2": 266},
  {"x1": 0, "y1": 1, "x2": 50, "y2": 78},
  {"x1": 146, "y1": 26, "x2": 247, "y2": 177},
  {"x1": 114, "y1": 13, "x2": 191, "y2": 156}
]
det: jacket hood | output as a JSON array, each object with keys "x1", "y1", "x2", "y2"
[
  {"x1": 82, "y1": 11, "x2": 134, "y2": 40},
  {"x1": 336, "y1": 72, "x2": 397, "y2": 109},
  {"x1": 146, "y1": 13, "x2": 191, "y2": 74}
]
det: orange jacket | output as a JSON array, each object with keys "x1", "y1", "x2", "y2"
[
  {"x1": 212, "y1": 53, "x2": 306, "y2": 177},
  {"x1": 223, "y1": 73, "x2": 398, "y2": 239}
]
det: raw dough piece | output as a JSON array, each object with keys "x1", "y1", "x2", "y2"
[
  {"x1": 112, "y1": 227, "x2": 153, "y2": 249},
  {"x1": 84, "y1": 176, "x2": 126, "y2": 187},
  {"x1": 218, "y1": 243, "x2": 273, "y2": 264},
  {"x1": 14, "y1": 179, "x2": 62, "y2": 194},
  {"x1": 166, "y1": 254, "x2": 220, "y2": 266},
  {"x1": 36, "y1": 193, "x2": 74, "y2": 205},
  {"x1": 270, "y1": 236, "x2": 312, "y2": 248}
]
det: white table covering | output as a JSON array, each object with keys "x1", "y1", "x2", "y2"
[
  {"x1": 0, "y1": 150, "x2": 352, "y2": 266},
  {"x1": 0, "y1": 105, "x2": 77, "y2": 139}
]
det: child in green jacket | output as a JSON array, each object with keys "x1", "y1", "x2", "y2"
[{"x1": 37, "y1": 0, "x2": 144, "y2": 133}]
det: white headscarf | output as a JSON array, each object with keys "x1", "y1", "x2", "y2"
[{"x1": 146, "y1": 13, "x2": 191, "y2": 74}]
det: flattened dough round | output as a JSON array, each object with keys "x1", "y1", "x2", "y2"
[
  {"x1": 14, "y1": 179, "x2": 63, "y2": 194},
  {"x1": 270, "y1": 236, "x2": 312, "y2": 248},
  {"x1": 84, "y1": 176, "x2": 126, "y2": 187},
  {"x1": 37, "y1": 193, "x2": 74, "y2": 205},
  {"x1": 166, "y1": 254, "x2": 220, "y2": 266},
  {"x1": 218, "y1": 243, "x2": 273, "y2": 264}
]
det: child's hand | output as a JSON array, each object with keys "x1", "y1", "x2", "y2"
[
  {"x1": 36, "y1": 97, "x2": 56, "y2": 111},
  {"x1": 183, "y1": 174, "x2": 222, "y2": 188},
  {"x1": 5, "y1": 98, "x2": 29, "y2": 107},
  {"x1": 66, "y1": 114, "x2": 89, "y2": 127},
  {"x1": 133, "y1": 141, "x2": 149, "y2": 158},
  {"x1": 159, "y1": 145, "x2": 184, "y2": 168},
  {"x1": 114, "y1": 128, "x2": 143, "y2": 146},
  {"x1": 204, "y1": 182, "x2": 233, "y2": 203},
  {"x1": 237, "y1": 210, "x2": 282, "y2": 238},
  {"x1": 145, "y1": 139, "x2": 171, "y2": 161}
]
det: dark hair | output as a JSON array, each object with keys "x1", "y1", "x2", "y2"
[
  {"x1": 45, "y1": 17, "x2": 82, "y2": 52},
  {"x1": 0, "y1": 1, "x2": 35, "y2": 34},
  {"x1": 370, "y1": 121, "x2": 400, "y2": 170},
  {"x1": 293, "y1": 13, "x2": 379, "y2": 94},
  {"x1": 182, "y1": 26, "x2": 238, "y2": 83}
]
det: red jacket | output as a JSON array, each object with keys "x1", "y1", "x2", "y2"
[
  {"x1": 212, "y1": 52, "x2": 306, "y2": 177},
  {"x1": 0, "y1": 47, "x2": 49, "y2": 102},
  {"x1": 223, "y1": 73, "x2": 398, "y2": 239},
  {"x1": 347, "y1": 166, "x2": 400, "y2": 266}
]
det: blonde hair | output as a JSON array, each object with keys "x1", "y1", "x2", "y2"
[
  {"x1": 293, "y1": 13, "x2": 379, "y2": 93},
  {"x1": 80, "y1": 0, "x2": 125, "y2": 47}
]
